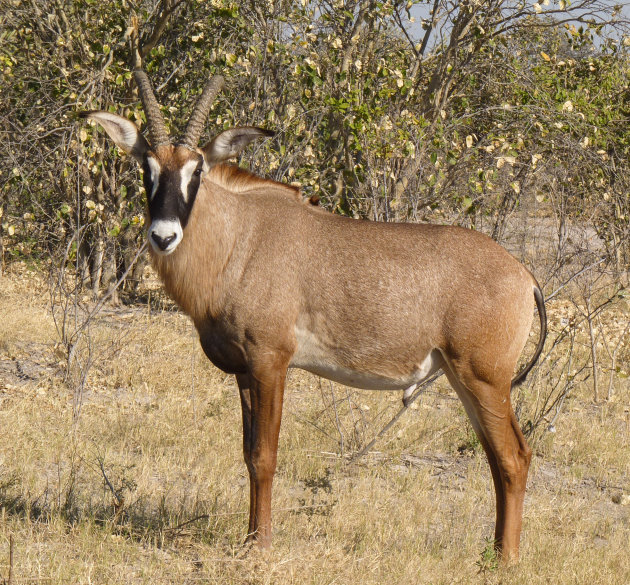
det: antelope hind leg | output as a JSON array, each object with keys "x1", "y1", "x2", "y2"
[{"x1": 442, "y1": 364, "x2": 532, "y2": 562}]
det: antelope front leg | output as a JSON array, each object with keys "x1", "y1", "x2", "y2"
[
  {"x1": 236, "y1": 354, "x2": 288, "y2": 547},
  {"x1": 236, "y1": 374, "x2": 257, "y2": 538}
]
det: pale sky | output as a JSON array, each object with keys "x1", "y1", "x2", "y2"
[{"x1": 405, "y1": 1, "x2": 630, "y2": 49}]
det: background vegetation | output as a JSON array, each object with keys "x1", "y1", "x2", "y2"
[
  {"x1": 1, "y1": 0, "x2": 629, "y2": 287},
  {"x1": 0, "y1": 0, "x2": 628, "y2": 583}
]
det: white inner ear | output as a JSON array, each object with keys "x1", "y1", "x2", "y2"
[
  {"x1": 146, "y1": 156, "x2": 161, "y2": 200},
  {"x1": 212, "y1": 133, "x2": 237, "y2": 158},
  {"x1": 118, "y1": 123, "x2": 142, "y2": 151},
  {"x1": 87, "y1": 112, "x2": 144, "y2": 155},
  {"x1": 180, "y1": 160, "x2": 200, "y2": 202}
]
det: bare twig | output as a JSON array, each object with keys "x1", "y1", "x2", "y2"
[
  {"x1": 6, "y1": 534, "x2": 14, "y2": 585},
  {"x1": 164, "y1": 503, "x2": 332, "y2": 535},
  {"x1": 585, "y1": 293, "x2": 599, "y2": 403},
  {"x1": 329, "y1": 381, "x2": 344, "y2": 457},
  {"x1": 97, "y1": 457, "x2": 125, "y2": 520},
  {"x1": 140, "y1": 0, "x2": 185, "y2": 60},
  {"x1": 598, "y1": 317, "x2": 630, "y2": 400},
  {"x1": 546, "y1": 258, "x2": 606, "y2": 302},
  {"x1": 352, "y1": 372, "x2": 442, "y2": 461}
]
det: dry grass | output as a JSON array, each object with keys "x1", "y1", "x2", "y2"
[{"x1": 0, "y1": 264, "x2": 629, "y2": 584}]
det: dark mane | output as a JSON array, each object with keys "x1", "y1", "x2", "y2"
[{"x1": 209, "y1": 164, "x2": 301, "y2": 199}]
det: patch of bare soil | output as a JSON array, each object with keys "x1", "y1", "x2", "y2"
[{"x1": 0, "y1": 341, "x2": 57, "y2": 389}]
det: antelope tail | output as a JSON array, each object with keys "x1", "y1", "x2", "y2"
[{"x1": 511, "y1": 282, "x2": 547, "y2": 388}]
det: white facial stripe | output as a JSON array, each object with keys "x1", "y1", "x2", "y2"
[
  {"x1": 180, "y1": 160, "x2": 199, "y2": 202},
  {"x1": 146, "y1": 156, "x2": 161, "y2": 200},
  {"x1": 148, "y1": 218, "x2": 183, "y2": 256}
]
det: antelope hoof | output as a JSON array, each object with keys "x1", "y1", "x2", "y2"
[{"x1": 244, "y1": 530, "x2": 271, "y2": 549}]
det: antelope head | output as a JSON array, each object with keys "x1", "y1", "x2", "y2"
[{"x1": 81, "y1": 70, "x2": 273, "y2": 255}]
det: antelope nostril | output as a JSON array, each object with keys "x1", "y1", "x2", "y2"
[{"x1": 151, "y1": 232, "x2": 177, "y2": 251}]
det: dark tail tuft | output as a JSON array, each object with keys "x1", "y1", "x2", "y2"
[{"x1": 511, "y1": 282, "x2": 547, "y2": 388}]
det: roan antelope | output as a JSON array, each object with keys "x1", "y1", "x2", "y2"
[{"x1": 81, "y1": 67, "x2": 546, "y2": 562}]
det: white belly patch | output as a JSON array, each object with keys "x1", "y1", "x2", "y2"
[{"x1": 289, "y1": 326, "x2": 442, "y2": 391}]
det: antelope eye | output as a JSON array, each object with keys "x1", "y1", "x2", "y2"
[{"x1": 194, "y1": 168, "x2": 202, "y2": 177}]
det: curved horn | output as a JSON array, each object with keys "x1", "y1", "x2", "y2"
[
  {"x1": 133, "y1": 68, "x2": 170, "y2": 147},
  {"x1": 179, "y1": 75, "x2": 225, "y2": 149}
]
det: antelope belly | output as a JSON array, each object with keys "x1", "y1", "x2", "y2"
[{"x1": 290, "y1": 327, "x2": 440, "y2": 390}]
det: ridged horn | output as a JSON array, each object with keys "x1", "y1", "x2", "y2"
[
  {"x1": 179, "y1": 75, "x2": 225, "y2": 149},
  {"x1": 133, "y1": 68, "x2": 170, "y2": 147}
]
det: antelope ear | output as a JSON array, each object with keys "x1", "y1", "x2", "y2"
[
  {"x1": 79, "y1": 111, "x2": 150, "y2": 163},
  {"x1": 201, "y1": 127, "x2": 274, "y2": 167}
]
